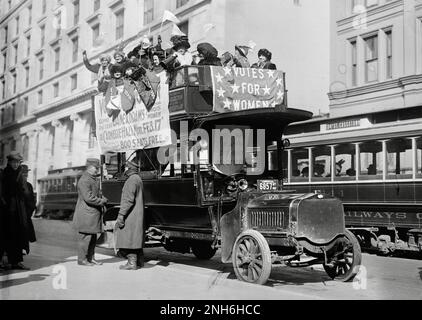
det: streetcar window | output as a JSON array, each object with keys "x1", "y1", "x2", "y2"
[
  {"x1": 291, "y1": 148, "x2": 309, "y2": 182},
  {"x1": 416, "y1": 137, "x2": 422, "y2": 178},
  {"x1": 312, "y1": 146, "x2": 331, "y2": 182},
  {"x1": 359, "y1": 141, "x2": 383, "y2": 180},
  {"x1": 387, "y1": 138, "x2": 413, "y2": 179},
  {"x1": 335, "y1": 144, "x2": 356, "y2": 181}
]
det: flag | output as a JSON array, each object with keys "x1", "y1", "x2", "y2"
[
  {"x1": 171, "y1": 24, "x2": 186, "y2": 37},
  {"x1": 210, "y1": 66, "x2": 285, "y2": 113},
  {"x1": 162, "y1": 10, "x2": 180, "y2": 24}
]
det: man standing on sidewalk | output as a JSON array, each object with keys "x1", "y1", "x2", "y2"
[
  {"x1": 72, "y1": 159, "x2": 108, "y2": 266},
  {"x1": 115, "y1": 160, "x2": 145, "y2": 270}
]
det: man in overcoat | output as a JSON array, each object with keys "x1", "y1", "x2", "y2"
[
  {"x1": 1, "y1": 152, "x2": 33, "y2": 270},
  {"x1": 115, "y1": 160, "x2": 145, "y2": 270},
  {"x1": 72, "y1": 158, "x2": 108, "y2": 266}
]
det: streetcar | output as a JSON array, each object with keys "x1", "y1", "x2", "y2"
[
  {"x1": 99, "y1": 65, "x2": 362, "y2": 285},
  {"x1": 281, "y1": 107, "x2": 422, "y2": 255}
]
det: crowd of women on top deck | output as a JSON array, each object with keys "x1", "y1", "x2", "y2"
[{"x1": 83, "y1": 33, "x2": 278, "y2": 95}]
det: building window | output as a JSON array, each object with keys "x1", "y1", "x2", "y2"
[
  {"x1": 22, "y1": 135, "x2": 29, "y2": 161},
  {"x1": 50, "y1": 127, "x2": 55, "y2": 157},
  {"x1": 53, "y1": 82, "x2": 59, "y2": 97},
  {"x1": 38, "y1": 90, "x2": 43, "y2": 105},
  {"x1": 54, "y1": 47, "x2": 60, "y2": 72},
  {"x1": 73, "y1": 0, "x2": 80, "y2": 25},
  {"x1": 42, "y1": 0, "x2": 47, "y2": 14},
  {"x1": 40, "y1": 24, "x2": 45, "y2": 46},
  {"x1": 386, "y1": 30, "x2": 392, "y2": 79},
  {"x1": 55, "y1": 13, "x2": 61, "y2": 38},
  {"x1": 144, "y1": 0, "x2": 154, "y2": 24},
  {"x1": 351, "y1": 40, "x2": 357, "y2": 86},
  {"x1": 115, "y1": 10, "x2": 124, "y2": 40},
  {"x1": 4, "y1": 26, "x2": 8, "y2": 44},
  {"x1": 94, "y1": 0, "x2": 101, "y2": 12},
  {"x1": 92, "y1": 24, "x2": 100, "y2": 46},
  {"x1": 15, "y1": 15, "x2": 20, "y2": 35},
  {"x1": 67, "y1": 121, "x2": 74, "y2": 153},
  {"x1": 88, "y1": 125, "x2": 96, "y2": 149},
  {"x1": 23, "y1": 97, "x2": 28, "y2": 116},
  {"x1": 12, "y1": 73, "x2": 17, "y2": 93},
  {"x1": 26, "y1": 34, "x2": 31, "y2": 57},
  {"x1": 176, "y1": 0, "x2": 189, "y2": 8},
  {"x1": 1, "y1": 79, "x2": 5, "y2": 99},
  {"x1": 10, "y1": 138, "x2": 16, "y2": 152},
  {"x1": 11, "y1": 103, "x2": 16, "y2": 122},
  {"x1": 2, "y1": 52, "x2": 6, "y2": 72},
  {"x1": 39, "y1": 56, "x2": 44, "y2": 79},
  {"x1": 72, "y1": 37, "x2": 79, "y2": 63},
  {"x1": 28, "y1": 5, "x2": 32, "y2": 26},
  {"x1": 71, "y1": 74, "x2": 78, "y2": 91},
  {"x1": 25, "y1": 65, "x2": 30, "y2": 87},
  {"x1": 13, "y1": 43, "x2": 18, "y2": 65},
  {"x1": 365, "y1": 35, "x2": 378, "y2": 83}
]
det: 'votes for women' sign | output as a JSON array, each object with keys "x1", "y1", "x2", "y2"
[
  {"x1": 94, "y1": 72, "x2": 172, "y2": 154},
  {"x1": 210, "y1": 66, "x2": 285, "y2": 113}
]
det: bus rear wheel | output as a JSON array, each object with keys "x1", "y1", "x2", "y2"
[{"x1": 324, "y1": 230, "x2": 362, "y2": 282}]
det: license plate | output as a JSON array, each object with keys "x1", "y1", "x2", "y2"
[{"x1": 257, "y1": 180, "x2": 278, "y2": 192}]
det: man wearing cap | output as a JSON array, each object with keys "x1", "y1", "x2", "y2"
[
  {"x1": 115, "y1": 160, "x2": 145, "y2": 270},
  {"x1": 1, "y1": 152, "x2": 32, "y2": 270},
  {"x1": 72, "y1": 158, "x2": 108, "y2": 266}
]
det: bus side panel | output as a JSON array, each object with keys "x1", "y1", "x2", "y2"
[
  {"x1": 384, "y1": 182, "x2": 416, "y2": 202},
  {"x1": 357, "y1": 183, "x2": 384, "y2": 202}
]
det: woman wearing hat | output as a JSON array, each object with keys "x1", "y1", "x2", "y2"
[
  {"x1": 251, "y1": 48, "x2": 277, "y2": 70},
  {"x1": 234, "y1": 45, "x2": 251, "y2": 68},
  {"x1": 196, "y1": 43, "x2": 222, "y2": 66},
  {"x1": 161, "y1": 35, "x2": 193, "y2": 71},
  {"x1": 82, "y1": 50, "x2": 113, "y2": 94}
]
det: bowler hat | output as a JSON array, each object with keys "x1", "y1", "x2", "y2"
[
  {"x1": 7, "y1": 151, "x2": 23, "y2": 161},
  {"x1": 86, "y1": 158, "x2": 101, "y2": 168}
]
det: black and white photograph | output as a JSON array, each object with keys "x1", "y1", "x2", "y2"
[{"x1": 0, "y1": 0, "x2": 421, "y2": 306}]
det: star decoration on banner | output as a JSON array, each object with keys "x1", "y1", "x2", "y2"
[
  {"x1": 223, "y1": 67, "x2": 232, "y2": 76},
  {"x1": 217, "y1": 87, "x2": 226, "y2": 98},
  {"x1": 223, "y1": 99, "x2": 232, "y2": 109},
  {"x1": 231, "y1": 83, "x2": 240, "y2": 94},
  {"x1": 215, "y1": 73, "x2": 224, "y2": 83},
  {"x1": 276, "y1": 78, "x2": 283, "y2": 87},
  {"x1": 277, "y1": 90, "x2": 285, "y2": 101},
  {"x1": 262, "y1": 85, "x2": 271, "y2": 95},
  {"x1": 267, "y1": 70, "x2": 275, "y2": 79}
]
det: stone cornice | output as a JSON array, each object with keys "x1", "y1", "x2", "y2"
[
  {"x1": 336, "y1": 0, "x2": 404, "y2": 28},
  {"x1": 328, "y1": 75, "x2": 422, "y2": 100},
  {"x1": 0, "y1": 0, "x2": 27, "y2": 25}
]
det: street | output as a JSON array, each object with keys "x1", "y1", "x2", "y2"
[{"x1": 0, "y1": 219, "x2": 421, "y2": 300}]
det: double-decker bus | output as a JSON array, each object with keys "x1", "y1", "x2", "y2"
[{"x1": 281, "y1": 106, "x2": 422, "y2": 255}]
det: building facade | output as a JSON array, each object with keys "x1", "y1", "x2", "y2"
[
  {"x1": 0, "y1": 0, "x2": 330, "y2": 194},
  {"x1": 329, "y1": 0, "x2": 422, "y2": 117}
]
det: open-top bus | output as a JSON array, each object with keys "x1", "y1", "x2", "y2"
[{"x1": 98, "y1": 65, "x2": 362, "y2": 285}]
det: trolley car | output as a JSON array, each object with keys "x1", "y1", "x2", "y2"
[
  {"x1": 282, "y1": 107, "x2": 422, "y2": 255},
  {"x1": 100, "y1": 65, "x2": 362, "y2": 285}
]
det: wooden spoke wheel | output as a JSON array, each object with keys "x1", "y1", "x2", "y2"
[
  {"x1": 191, "y1": 241, "x2": 217, "y2": 260},
  {"x1": 324, "y1": 230, "x2": 362, "y2": 282},
  {"x1": 232, "y1": 230, "x2": 272, "y2": 285}
]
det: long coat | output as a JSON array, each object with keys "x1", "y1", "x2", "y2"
[
  {"x1": 72, "y1": 172, "x2": 104, "y2": 234},
  {"x1": 115, "y1": 171, "x2": 145, "y2": 249},
  {"x1": 1, "y1": 166, "x2": 35, "y2": 254}
]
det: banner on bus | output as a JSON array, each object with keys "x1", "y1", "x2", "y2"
[
  {"x1": 210, "y1": 66, "x2": 285, "y2": 113},
  {"x1": 94, "y1": 72, "x2": 172, "y2": 153}
]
